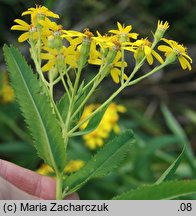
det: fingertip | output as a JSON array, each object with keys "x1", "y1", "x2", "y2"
[{"x1": 64, "y1": 193, "x2": 80, "y2": 200}]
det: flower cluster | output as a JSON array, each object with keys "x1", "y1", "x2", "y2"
[
  {"x1": 8, "y1": 5, "x2": 194, "y2": 200},
  {"x1": 0, "y1": 73, "x2": 15, "y2": 104},
  {"x1": 11, "y1": 5, "x2": 192, "y2": 88},
  {"x1": 80, "y1": 103, "x2": 126, "y2": 149}
]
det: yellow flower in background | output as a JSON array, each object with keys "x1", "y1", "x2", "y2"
[
  {"x1": 0, "y1": 73, "x2": 15, "y2": 104},
  {"x1": 134, "y1": 38, "x2": 163, "y2": 65},
  {"x1": 36, "y1": 164, "x2": 54, "y2": 175},
  {"x1": 37, "y1": 160, "x2": 85, "y2": 176},
  {"x1": 80, "y1": 103, "x2": 126, "y2": 150},
  {"x1": 109, "y1": 22, "x2": 139, "y2": 42},
  {"x1": 158, "y1": 38, "x2": 192, "y2": 71},
  {"x1": 64, "y1": 160, "x2": 85, "y2": 174}
]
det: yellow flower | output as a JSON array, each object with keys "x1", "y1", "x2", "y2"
[
  {"x1": 36, "y1": 164, "x2": 54, "y2": 176},
  {"x1": 109, "y1": 22, "x2": 139, "y2": 42},
  {"x1": 41, "y1": 46, "x2": 79, "y2": 72},
  {"x1": 0, "y1": 74, "x2": 15, "y2": 104},
  {"x1": 89, "y1": 50, "x2": 128, "y2": 83},
  {"x1": 11, "y1": 19, "x2": 38, "y2": 42},
  {"x1": 22, "y1": 5, "x2": 59, "y2": 26},
  {"x1": 80, "y1": 103, "x2": 126, "y2": 149},
  {"x1": 158, "y1": 38, "x2": 192, "y2": 70},
  {"x1": 133, "y1": 38, "x2": 163, "y2": 65},
  {"x1": 39, "y1": 18, "x2": 63, "y2": 37},
  {"x1": 92, "y1": 31, "x2": 117, "y2": 51},
  {"x1": 11, "y1": 5, "x2": 60, "y2": 43},
  {"x1": 110, "y1": 52, "x2": 128, "y2": 83},
  {"x1": 64, "y1": 160, "x2": 85, "y2": 174},
  {"x1": 62, "y1": 28, "x2": 94, "y2": 47}
]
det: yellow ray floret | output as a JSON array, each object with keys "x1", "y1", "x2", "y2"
[
  {"x1": 109, "y1": 22, "x2": 139, "y2": 42},
  {"x1": 11, "y1": 19, "x2": 38, "y2": 42}
]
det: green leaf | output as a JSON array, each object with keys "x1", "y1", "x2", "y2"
[
  {"x1": 73, "y1": 104, "x2": 109, "y2": 136},
  {"x1": 3, "y1": 45, "x2": 66, "y2": 173},
  {"x1": 113, "y1": 180, "x2": 196, "y2": 200},
  {"x1": 0, "y1": 109, "x2": 31, "y2": 143},
  {"x1": 63, "y1": 130, "x2": 135, "y2": 195},
  {"x1": 133, "y1": 135, "x2": 180, "y2": 181},
  {"x1": 161, "y1": 104, "x2": 187, "y2": 141},
  {"x1": 155, "y1": 145, "x2": 185, "y2": 184},
  {"x1": 0, "y1": 141, "x2": 35, "y2": 154},
  {"x1": 161, "y1": 104, "x2": 196, "y2": 173}
]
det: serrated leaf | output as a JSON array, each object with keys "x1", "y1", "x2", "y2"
[
  {"x1": 3, "y1": 45, "x2": 66, "y2": 172},
  {"x1": 113, "y1": 180, "x2": 196, "y2": 200},
  {"x1": 155, "y1": 145, "x2": 185, "y2": 184},
  {"x1": 73, "y1": 104, "x2": 109, "y2": 136},
  {"x1": 63, "y1": 130, "x2": 135, "y2": 195}
]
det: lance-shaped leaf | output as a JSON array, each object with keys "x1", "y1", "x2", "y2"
[
  {"x1": 63, "y1": 130, "x2": 135, "y2": 196},
  {"x1": 113, "y1": 180, "x2": 196, "y2": 200},
  {"x1": 3, "y1": 45, "x2": 66, "y2": 172},
  {"x1": 155, "y1": 145, "x2": 185, "y2": 184}
]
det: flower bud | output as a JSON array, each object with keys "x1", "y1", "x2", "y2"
[
  {"x1": 154, "y1": 20, "x2": 170, "y2": 42},
  {"x1": 134, "y1": 48, "x2": 145, "y2": 65},
  {"x1": 77, "y1": 40, "x2": 91, "y2": 69},
  {"x1": 47, "y1": 35, "x2": 63, "y2": 50}
]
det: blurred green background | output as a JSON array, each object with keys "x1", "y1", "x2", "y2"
[{"x1": 0, "y1": 0, "x2": 196, "y2": 199}]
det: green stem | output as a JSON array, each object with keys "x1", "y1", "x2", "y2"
[
  {"x1": 69, "y1": 60, "x2": 168, "y2": 136},
  {"x1": 128, "y1": 62, "x2": 169, "y2": 86},
  {"x1": 82, "y1": 70, "x2": 101, "y2": 92},
  {"x1": 37, "y1": 30, "x2": 42, "y2": 67},
  {"x1": 69, "y1": 83, "x2": 125, "y2": 136},
  {"x1": 64, "y1": 68, "x2": 74, "y2": 91},
  {"x1": 59, "y1": 69, "x2": 71, "y2": 100},
  {"x1": 56, "y1": 173, "x2": 63, "y2": 200},
  {"x1": 120, "y1": 49, "x2": 125, "y2": 85},
  {"x1": 30, "y1": 42, "x2": 64, "y2": 127},
  {"x1": 71, "y1": 82, "x2": 97, "y2": 122},
  {"x1": 71, "y1": 63, "x2": 109, "y2": 120},
  {"x1": 49, "y1": 87, "x2": 65, "y2": 128},
  {"x1": 63, "y1": 66, "x2": 83, "y2": 146}
]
